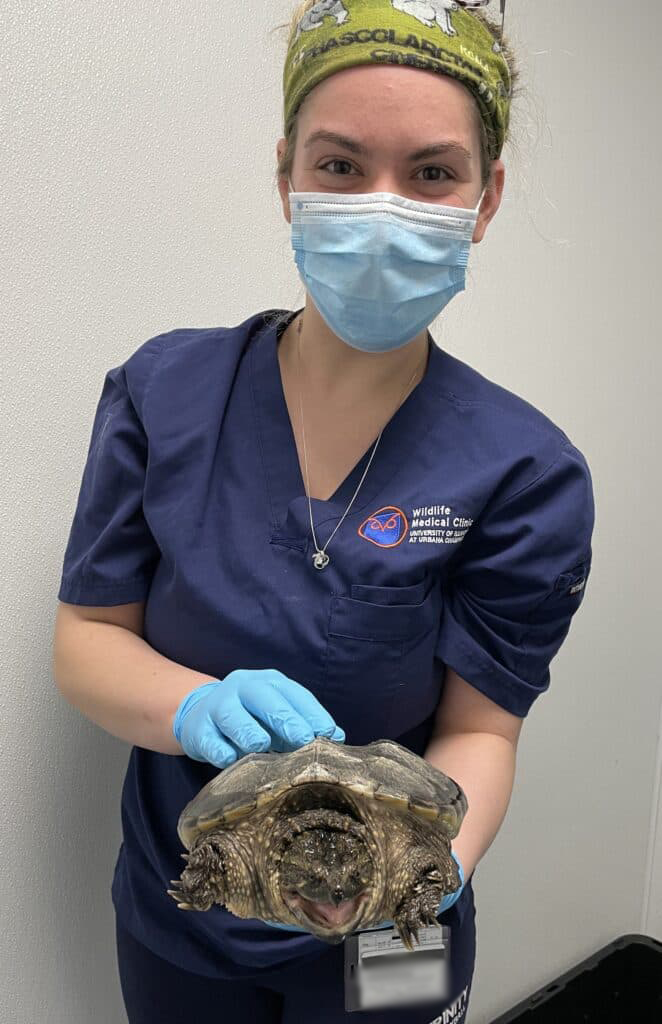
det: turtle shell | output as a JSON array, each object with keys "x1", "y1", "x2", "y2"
[{"x1": 177, "y1": 735, "x2": 467, "y2": 849}]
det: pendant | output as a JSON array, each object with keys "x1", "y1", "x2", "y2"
[{"x1": 312, "y1": 550, "x2": 330, "y2": 569}]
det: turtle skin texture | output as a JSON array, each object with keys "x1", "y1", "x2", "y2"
[{"x1": 167, "y1": 736, "x2": 467, "y2": 951}]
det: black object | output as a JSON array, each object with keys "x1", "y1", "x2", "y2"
[{"x1": 489, "y1": 933, "x2": 662, "y2": 1023}]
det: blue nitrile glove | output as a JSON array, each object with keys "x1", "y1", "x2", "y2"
[
  {"x1": 263, "y1": 919, "x2": 309, "y2": 932},
  {"x1": 437, "y1": 850, "x2": 466, "y2": 914},
  {"x1": 264, "y1": 852, "x2": 465, "y2": 934},
  {"x1": 172, "y1": 668, "x2": 345, "y2": 770}
]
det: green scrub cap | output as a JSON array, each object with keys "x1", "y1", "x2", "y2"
[{"x1": 283, "y1": 0, "x2": 511, "y2": 161}]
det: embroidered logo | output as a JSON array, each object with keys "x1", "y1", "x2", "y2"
[
  {"x1": 555, "y1": 563, "x2": 590, "y2": 596},
  {"x1": 358, "y1": 506, "x2": 409, "y2": 548},
  {"x1": 409, "y1": 505, "x2": 473, "y2": 545}
]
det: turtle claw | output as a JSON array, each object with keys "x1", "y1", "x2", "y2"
[
  {"x1": 393, "y1": 899, "x2": 437, "y2": 950},
  {"x1": 395, "y1": 920, "x2": 418, "y2": 952},
  {"x1": 167, "y1": 881, "x2": 194, "y2": 909},
  {"x1": 167, "y1": 889, "x2": 194, "y2": 909},
  {"x1": 422, "y1": 906, "x2": 439, "y2": 926}
]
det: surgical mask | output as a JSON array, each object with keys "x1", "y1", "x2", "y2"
[{"x1": 288, "y1": 180, "x2": 485, "y2": 353}]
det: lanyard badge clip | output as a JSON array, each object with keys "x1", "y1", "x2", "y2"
[{"x1": 344, "y1": 922, "x2": 452, "y2": 1013}]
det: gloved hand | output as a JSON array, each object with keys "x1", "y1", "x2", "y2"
[
  {"x1": 264, "y1": 851, "x2": 466, "y2": 933},
  {"x1": 172, "y1": 668, "x2": 345, "y2": 769}
]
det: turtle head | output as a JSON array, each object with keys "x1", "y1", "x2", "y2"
[{"x1": 272, "y1": 805, "x2": 378, "y2": 940}]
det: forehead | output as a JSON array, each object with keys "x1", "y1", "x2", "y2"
[{"x1": 298, "y1": 64, "x2": 478, "y2": 147}]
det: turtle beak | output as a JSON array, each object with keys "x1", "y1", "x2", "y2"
[
  {"x1": 288, "y1": 890, "x2": 368, "y2": 930},
  {"x1": 304, "y1": 894, "x2": 361, "y2": 927}
]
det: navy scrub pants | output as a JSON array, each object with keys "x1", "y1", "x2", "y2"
[{"x1": 114, "y1": 897, "x2": 476, "y2": 1023}]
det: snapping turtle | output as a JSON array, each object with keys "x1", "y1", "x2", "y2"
[{"x1": 167, "y1": 736, "x2": 467, "y2": 950}]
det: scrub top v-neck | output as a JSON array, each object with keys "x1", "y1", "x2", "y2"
[
  {"x1": 253, "y1": 307, "x2": 437, "y2": 544},
  {"x1": 57, "y1": 306, "x2": 595, "y2": 979}
]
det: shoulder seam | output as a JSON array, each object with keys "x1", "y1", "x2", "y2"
[
  {"x1": 488, "y1": 439, "x2": 570, "y2": 512},
  {"x1": 445, "y1": 387, "x2": 568, "y2": 425},
  {"x1": 142, "y1": 333, "x2": 168, "y2": 408}
]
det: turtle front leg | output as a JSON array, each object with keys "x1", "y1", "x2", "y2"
[
  {"x1": 391, "y1": 847, "x2": 459, "y2": 951},
  {"x1": 167, "y1": 831, "x2": 229, "y2": 912}
]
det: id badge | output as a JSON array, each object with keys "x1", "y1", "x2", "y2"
[{"x1": 344, "y1": 923, "x2": 451, "y2": 1013}]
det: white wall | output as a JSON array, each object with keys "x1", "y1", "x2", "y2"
[{"x1": 2, "y1": 2, "x2": 660, "y2": 1021}]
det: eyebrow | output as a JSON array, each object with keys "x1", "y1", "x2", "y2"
[{"x1": 303, "y1": 130, "x2": 473, "y2": 163}]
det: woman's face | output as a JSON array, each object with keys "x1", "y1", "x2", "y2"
[{"x1": 278, "y1": 64, "x2": 504, "y2": 243}]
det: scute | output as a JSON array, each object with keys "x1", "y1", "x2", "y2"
[{"x1": 177, "y1": 736, "x2": 467, "y2": 850}]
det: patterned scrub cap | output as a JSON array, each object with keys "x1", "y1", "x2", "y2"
[{"x1": 283, "y1": 0, "x2": 512, "y2": 161}]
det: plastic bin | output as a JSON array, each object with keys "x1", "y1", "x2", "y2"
[{"x1": 489, "y1": 933, "x2": 662, "y2": 1023}]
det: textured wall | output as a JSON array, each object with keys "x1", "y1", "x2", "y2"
[{"x1": 2, "y1": 1, "x2": 660, "y2": 1022}]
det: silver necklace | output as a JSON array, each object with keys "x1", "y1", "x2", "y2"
[{"x1": 294, "y1": 315, "x2": 427, "y2": 570}]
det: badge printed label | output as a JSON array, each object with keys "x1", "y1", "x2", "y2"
[{"x1": 344, "y1": 923, "x2": 451, "y2": 1013}]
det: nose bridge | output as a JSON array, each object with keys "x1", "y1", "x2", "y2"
[
  {"x1": 354, "y1": 161, "x2": 401, "y2": 195},
  {"x1": 360, "y1": 159, "x2": 414, "y2": 196},
  {"x1": 358, "y1": 148, "x2": 414, "y2": 196},
  {"x1": 367, "y1": 170, "x2": 402, "y2": 195}
]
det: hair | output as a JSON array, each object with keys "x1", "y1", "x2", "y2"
[{"x1": 272, "y1": 1, "x2": 524, "y2": 193}]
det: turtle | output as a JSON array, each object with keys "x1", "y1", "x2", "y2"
[{"x1": 167, "y1": 735, "x2": 468, "y2": 951}]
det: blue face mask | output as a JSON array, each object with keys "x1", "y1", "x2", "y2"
[{"x1": 288, "y1": 181, "x2": 486, "y2": 353}]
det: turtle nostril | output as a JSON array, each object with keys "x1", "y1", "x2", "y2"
[{"x1": 331, "y1": 888, "x2": 344, "y2": 906}]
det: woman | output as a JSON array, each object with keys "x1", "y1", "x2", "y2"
[{"x1": 53, "y1": 1, "x2": 595, "y2": 1021}]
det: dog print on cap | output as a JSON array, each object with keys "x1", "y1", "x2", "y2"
[
  {"x1": 294, "y1": 0, "x2": 463, "y2": 40},
  {"x1": 294, "y1": 0, "x2": 350, "y2": 40},
  {"x1": 391, "y1": 0, "x2": 460, "y2": 36}
]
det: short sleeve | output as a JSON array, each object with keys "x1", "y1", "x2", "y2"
[
  {"x1": 435, "y1": 441, "x2": 595, "y2": 717},
  {"x1": 57, "y1": 335, "x2": 164, "y2": 606}
]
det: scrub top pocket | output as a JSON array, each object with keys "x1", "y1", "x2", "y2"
[{"x1": 321, "y1": 576, "x2": 443, "y2": 745}]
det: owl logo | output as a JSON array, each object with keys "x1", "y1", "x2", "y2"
[{"x1": 358, "y1": 506, "x2": 409, "y2": 548}]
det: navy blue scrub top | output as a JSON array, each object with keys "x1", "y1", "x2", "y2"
[{"x1": 57, "y1": 307, "x2": 595, "y2": 978}]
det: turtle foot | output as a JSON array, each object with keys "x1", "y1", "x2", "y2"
[
  {"x1": 167, "y1": 833, "x2": 228, "y2": 912},
  {"x1": 392, "y1": 852, "x2": 455, "y2": 950},
  {"x1": 392, "y1": 884, "x2": 442, "y2": 951}
]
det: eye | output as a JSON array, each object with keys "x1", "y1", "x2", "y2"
[
  {"x1": 318, "y1": 160, "x2": 455, "y2": 183},
  {"x1": 415, "y1": 166, "x2": 454, "y2": 182},
  {"x1": 318, "y1": 159, "x2": 356, "y2": 176}
]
